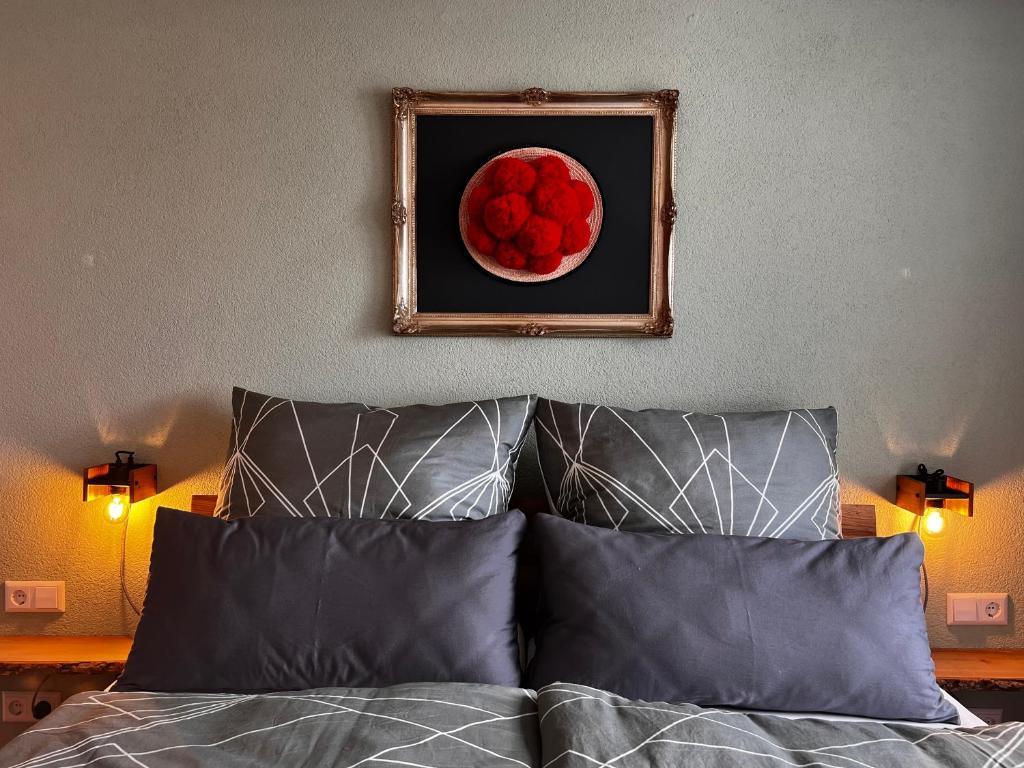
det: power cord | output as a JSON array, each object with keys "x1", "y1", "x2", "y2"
[
  {"x1": 120, "y1": 511, "x2": 141, "y2": 617},
  {"x1": 921, "y1": 559, "x2": 930, "y2": 611},
  {"x1": 911, "y1": 514, "x2": 929, "y2": 610},
  {"x1": 30, "y1": 674, "x2": 53, "y2": 720}
]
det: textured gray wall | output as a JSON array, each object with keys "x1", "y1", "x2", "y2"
[{"x1": 1, "y1": 0, "x2": 1022, "y2": 651}]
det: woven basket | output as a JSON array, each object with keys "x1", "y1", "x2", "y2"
[{"x1": 459, "y1": 147, "x2": 603, "y2": 283}]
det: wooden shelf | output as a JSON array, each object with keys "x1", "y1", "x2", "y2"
[
  {"x1": 933, "y1": 648, "x2": 1024, "y2": 691},
  {"x1": 0, "y1": 636, "x2": 132, "y2": 676}
]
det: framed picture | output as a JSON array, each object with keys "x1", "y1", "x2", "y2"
[{"x1": 391, "y1": 87, "x2": 677, "y2": 336}]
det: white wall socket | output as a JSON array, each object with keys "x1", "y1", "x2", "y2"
[
  {"x1": 2, "y1": 691, "x2": 61, "y2": 723},
  {"x1": 946, "y1": 592, "x2": 1009, "y2": 626},
  {"x1": 3, "y1": 581, "x2": 65, "y2": 613}
]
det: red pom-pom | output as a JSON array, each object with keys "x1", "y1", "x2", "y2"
[
  {"x1": 571, "y1": 180, "x2": 594, "y2": 217},
  {"x1": 532, "y1": 154, "x2": 570, "y2": 182},
  {"x1": 467, "y1": 221, "x2": 497, "y2": 256},
  {"x1": 468, "y1": 183, "x2": 494, "y2": 222},
  {"x1": 484, "y1": 193, "x2": 531, "y2": 239},
  {"x1": 528, "y1": 252, "x2": 563, "y2": 275},
  {"x1": 489, "y1": 157, "x2": 537, "y2": 195},
  {"x1": 494, "y1": 241, "x2": 528, "y2": 270},
  {"x1": 561, "y1": 218, "x2": 591, "y2": 254},
  {"x1": 531, "y1": 179, "x2": 579, "y2": 225},
  {"x1": 515, "y1": 214, "x2": 563, "y2": 257}
]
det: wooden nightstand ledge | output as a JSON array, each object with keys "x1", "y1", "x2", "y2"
[
  {"x1": 0, "y1": 636, "x2": 132, "y2": 676},
  {"x1": 932, "y1": 649, "x2": 1024, "y2": 691}
]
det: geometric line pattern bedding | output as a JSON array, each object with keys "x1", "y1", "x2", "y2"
[
  {"x1": 0, "y1": 683, "x2": 539, "y2": 768},
  {"x1": 537, "y1": 683, "x2": 1024, "y2": 768},
  {"x1": 4, "y1": 683, "x2": 1022, "y2": 768},
  {"x1": 536, "y1": 399, "x2": 841, "y2": 539},
  {"x1": 216, "y1": 388, "x2": 537, "y2": 521}
]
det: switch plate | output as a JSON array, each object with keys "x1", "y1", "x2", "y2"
[
  {"x1": 946, "y1": 592, "x2": 1009, "y2": 626},
  {"x1": 2, "y1": 691, "x2": 61, "y2": 723},
  {"x1": 3, "y1": 581, "x2": 65, "y2": 613}
]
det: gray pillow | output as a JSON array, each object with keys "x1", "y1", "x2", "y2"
[
  {"x1": 115, "y1": 507, "x2": 526, "y2": 692},
  {"x1": 217, "y1": 387, "x2": 536, "y2": 520},
  {"x1": 526, "y1": 514, "x2": 956, "y2": 723},
  {"x1": 536, "y1": 399, "x2": 840, "y2": 539}
]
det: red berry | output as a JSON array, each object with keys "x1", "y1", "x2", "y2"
[
  {"x1": 531, "y1": 179, "x2": 579, "y2": 225},
  {"x1": 483, "y1": 193, "x2": 531, "y2": 239},
  {"x1": 494, "y1": 241, "x2": 528, "y2": 270},
  {"x1": 571, "y1": 180, "x2": 595, "y2": 218},
  {"x1": 561, "y1": 218, "x2": 591, "y2": 254},
  {"x1": 489, "y1": 157, "x2": 537, "y2": 195},
  {"x1": 532, "y1": 154, "x2": 570, "y2": 182},
  {"x1": 468, "y1": 183, "x2": 494, "y2": 222},
  {"x1": 467, "y1": 221, "x2": 496, "y2": 256},
  {"x1": 515, "y1": 215, "x2": 563, "y2": 257},
  {"x1": 528, "y1": 252, "x2": 563, "y2": 275}
]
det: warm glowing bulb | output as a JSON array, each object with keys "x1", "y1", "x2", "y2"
[
  {"x1": 106, "y1": 495, "x2": 127, "y2": 523},
  {"x1": 923, "y1": 508, "x2": 945, "y2": 536}
]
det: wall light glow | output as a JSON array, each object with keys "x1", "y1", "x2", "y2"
[
  {"x1": 924, "y1": 507, "x2": 946, "y2": 537},
  {"x1": 106, "y1": 494, "x2": 127, "y2": 523}
]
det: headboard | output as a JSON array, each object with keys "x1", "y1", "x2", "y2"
[{"x1": 190, "y1": 495, "x2": 877, "y2": 538}]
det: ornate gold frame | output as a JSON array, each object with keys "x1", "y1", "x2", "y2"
[{"x1": 392, "y1": 87, "x2": 678, "y2": 336}]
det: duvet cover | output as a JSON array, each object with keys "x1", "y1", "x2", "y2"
[{"x1": 2, "y1": 681, "x2": 1021, "y2": 768}]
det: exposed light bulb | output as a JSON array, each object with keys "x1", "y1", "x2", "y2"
[
  {"x1": 106, "y1": 495, "x2": 127, "y2": 523},
  {"x1": 924, "y1": 507, "x2": 945, "y2": 536}
]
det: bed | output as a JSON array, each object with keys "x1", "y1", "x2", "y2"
[
  {"x1": 3, "y1": 392, "x2": 1020, "y2": 767},
  {"x1": 3, "y1": 508, "x2": 1016, "y2": 768}
]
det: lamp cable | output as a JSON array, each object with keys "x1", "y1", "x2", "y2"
[
  {"x1": 911, "y1": 514, "x2": 930, "y2": 610},
  {"x1": 120, "y1": 512, "x2": 141, "y2": 617}
]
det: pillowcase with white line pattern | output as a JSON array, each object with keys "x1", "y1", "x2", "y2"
[
  {"x1": 535, "y1": 399, "x2": 840, "y2": 539},
  {"x1": 216, "y1": 387, "x2": 536, "y2": 520}
]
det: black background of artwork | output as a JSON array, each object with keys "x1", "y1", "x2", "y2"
[{"x1": 414, "y1": 114, "x2": 653, "y2": 314}]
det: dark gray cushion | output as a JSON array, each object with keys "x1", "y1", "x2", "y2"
[
  {"x1": 217, "y1": 387, "x2": 536, "y2": 520},
  {"x1": 115, "y1": 507, "x2": 526, "y2": 692},
  {"x1": 536, "y1": 399, "x2": 840, "y2": 539},
  {"x1": 526, "y1": 514, "x2": 956, "y2": 723}
]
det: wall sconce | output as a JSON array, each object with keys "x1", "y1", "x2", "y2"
[
  {"x1": 896, "y1": 464, "x2": 973, "y2": 537},
  {"x1": 83, "y1": 451, "x2": 157, "y2": 523}
]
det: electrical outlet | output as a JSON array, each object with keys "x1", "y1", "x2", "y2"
[
  {"x1": 3, "y1": 581, "x2": 65, "y2": 613},
  {"x1": 1, "y1": 692, "x2": 61, "y2": 723},
  {"x1": 946, "y1": 593, "x2": 1009, "y2": 626}
]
